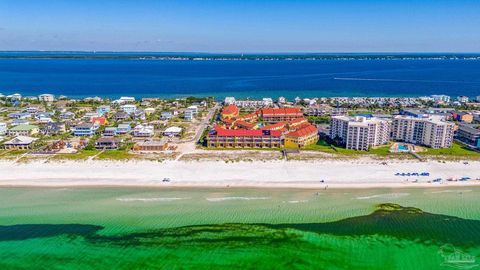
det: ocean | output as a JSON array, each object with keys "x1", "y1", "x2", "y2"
[
  {"x1": 1, "y1": 187, "x2": 479, "y2": 269},
  {"x1": 1, "y1": 58, "x2": 480, "y2": 99}
]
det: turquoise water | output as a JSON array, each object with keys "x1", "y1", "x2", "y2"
[{"x1": 0, "y1": 187, "x2": 479, "y2": 269}]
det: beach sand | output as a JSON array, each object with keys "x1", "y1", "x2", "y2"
[{"x1": 1, "y1": 158, "x2": 480, "y2": 188}]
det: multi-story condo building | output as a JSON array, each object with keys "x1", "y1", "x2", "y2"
[
  {"x1": 391, "y1": 115, "x2": 454, "y2": 148},
  {"x1": 207, "y1": 127, "x2": 282, "y2": 148},
  {"x1": 330, "y1": 116, "x2": 391, "y2": 150},
  {"x1": 430, "y1": 94, "x2": 451, "y2": 103},
  {"x1": 257, "y1": 108, "x2": 303, "y2": 123},
  {"x1": 456, "y1": 124, "x2": 480, "y2": 149},
  {"x1": 456, "y1": 96, "x2": 469, "y2": 103},
  {"x1": 38, "y1": 94, "x2": 55, "y2": 102},
  {"x1": 304, "y1": 104, "x2": 347, "y2": 117}
]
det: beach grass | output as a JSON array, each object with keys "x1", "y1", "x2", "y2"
[
  {"x1": 94, "y1": 150, "x2": 136, "y2": 160},
  {"x1": 50, "y1": 150, "x2": 99, "y2": 161}
]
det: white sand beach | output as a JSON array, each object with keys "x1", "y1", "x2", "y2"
[{"x1": 1, "y1": 159, "x2": 480, "y2": 188}]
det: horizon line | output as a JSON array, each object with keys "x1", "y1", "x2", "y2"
[{"x1": 2, "y1": 50, "x2": 480, "y2": 55}]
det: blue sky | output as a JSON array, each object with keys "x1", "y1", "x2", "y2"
[{"x1": 0, "y1": 0, "x2": 479, "y2": 52}]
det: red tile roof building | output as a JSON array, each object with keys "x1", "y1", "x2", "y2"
[
  {"x1": 284, "y1": 124, "x2": 319, "y2": 149},
  {"x1": 288, "y1": 117, "x2": 308, "y2": 129},
  {"x1": 238, "y1": 113, "x2": 258, "y2": 122},
  {"x1": 207, "y1": 126, "x2": 282, "y2": 148},
  {"x1": 221, "y1": 105, "x2": 240, "y2": 119},
  {"x1": 235, "y1": 120, "x2": 257, "y2": 130},
  {"x1": 257, "y1": 108, "x2": 303, "y2": 123},
  {"x1": 91, "y1": 116, "x2": 107, "y2": 126},
  {"x1": 261, "y1": 121, "x2": 288, "y2": 131}
]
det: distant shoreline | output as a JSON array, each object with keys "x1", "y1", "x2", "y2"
[{"x1": 1, "y1": 52, "x2": 480, "y2": 61}]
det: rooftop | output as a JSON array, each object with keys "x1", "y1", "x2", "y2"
[
  {"x1": 9, "y1": 124, "x2": 39, "y2": 131},
  {"x1": 258, "y1": 108, "x2": 303, "y2": 116},
  {"x1": 285, "y1": 124, "x2": 318, "y2": 138},
  {"x1": 211, "y1": 126, "x2": 282, "y2": 137}
]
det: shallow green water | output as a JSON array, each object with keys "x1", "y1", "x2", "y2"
[{"x1": 0, "y1": 187, "x2": 479, "y2": 269}]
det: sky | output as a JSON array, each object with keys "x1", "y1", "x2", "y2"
[{"x1": 0, "y1": 0, "x2": 479, "y2": 53}]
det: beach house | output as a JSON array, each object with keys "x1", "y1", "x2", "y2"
[
  {"x1": 59, "y1": 111, "x2": 75, "y2": 119},
  {"x1": 7, "y1": 124, "x2": 39, "y2": 137},
  {"x1": 121, "y1": 104, "x2": 137, "y2": 115},
  {"x1": 161, "y1": 111, "x2": 173, "y2": 120},
  {"x1": 116, "y1": 124, "x2": 132, "y2": 134},
  {"x1": 8, "y1": 112, "x2": 31, "y2": 120},
  {"x1": 73, "y1": 123, "x2": 99, "y2": 136},
  {"x1": 103, "y1": 127, "x2": 118, "y2": 137},
  {"x1": 95, "y1": 137, "x2": 122, "y2": 150},
  {"x1": 163, "y1": 126, "x2": 182, "y2": 137},
  {"x1": 96, "y1": 105, "x2": 111, "y2": 116},
  {"x1": 112, "y1": 96, "x2": 135, "y2": 104},
  {"x1": 144, "y1": 108, "x2": 155, "y2": 115},
  {"x1": 91, "y1": 116, "x2": 107, "y2": 126},
  {"x1": 184, "y1": 106, "x2": 198, "y2": 121},
  {"x1": 113, "y1": 111, "x2": 130, "y2": 121},
  {"x1": 3, "y1": 136, "x2": 38, "y2": 150},
  {"x1": 452, "y1": 111, "x2": 474, "y2": 123},
  {"x1": 40, "y1": 122, "x2": 66, "y2": 135},
  {"x1": 133, "y1": 140, "x2": 169, "y2": 152},
  {"x1": 0, "y1": 122, "x2": 6, "y2": 135},
  {"x1": 133, "y1": 124, "x2": 154, "y2": 137}
]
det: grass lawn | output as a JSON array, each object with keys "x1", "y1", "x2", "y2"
[
  {"x1": 305, "y1": 140, "x2": 480, "y2": 159},
  {"x1": 304, "y1": 140, "x2": 404, "y2": 157},
  {"x1": 422, "y1": 142, "x2": 480, "y2": 158}
]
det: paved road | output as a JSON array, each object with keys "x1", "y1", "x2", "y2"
[
  {"x1": 193, "y1": 103, "x2": 220, "y2": 143},
  {"x1": 174, "y1": 103, "x2": 220, "y2": 161}
]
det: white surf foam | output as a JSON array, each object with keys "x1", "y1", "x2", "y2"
[
  {"x1": 287, "y1": 200, "x2": 308, "y2": 204},
  {"x1": 355, "y1": 193, "x2": 410, "y2": 200},
  {"x1": 116, "y1": 197, "x2": 190, "y2": 202},
  {"x1": 429, "y1": 189, "x2": 472, "y2": 194},
  {"x1": 206, "y1": 196, "x2": 271, "y2": 202}
]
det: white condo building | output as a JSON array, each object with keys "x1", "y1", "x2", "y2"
[
  {"x1": 457, "y1": 96, "x2": 469, "y2": 103},
  {"x1": 330, "y1": 116, "x2": 391, "y2": 150},
  {"x1": 430, "y1": 95, "x2": 451, "y2": 103},
  {"x1": 38, "y1": 94, "x2": 55, "y2": 102},
  {"x1": 391, "y1": 115, "x2": 454, "y2": 148}
]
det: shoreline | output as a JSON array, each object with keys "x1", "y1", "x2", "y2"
[{"x1": 2, "y1": 159, "x2": 480, "y2": 189}]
